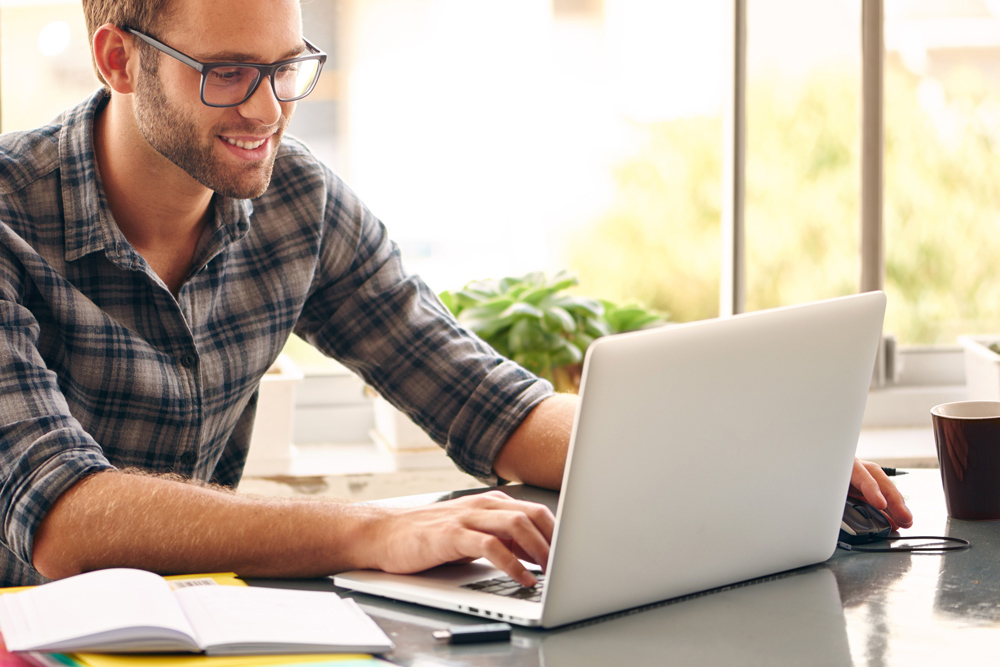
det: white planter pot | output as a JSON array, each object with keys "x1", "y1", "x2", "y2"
[
  {"x1": 245, "y1": 354, "x2": 304, "y2": 476},
  {"x1": 370, "y1": 396, "x2": 451, "y2": 470},
  {"x1": 958, "y1": 336, "x2": 1000, "y2": 401},
  {"x1": 372, "y1": 396, "x2": 438, "y2": 449}
]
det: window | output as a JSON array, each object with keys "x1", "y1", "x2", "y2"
[
  {"x1": 328, "y1": 0, "x2": 725, "y2": 316},
  {"x1": 882, "y1": 1, "x2": 1000, "y2": 346},
  {"x1": 1, "y1": 0, "x2": 983, "y2": 432},
  {"x1": 745, "y1": 0, "x2": 861, "y2": 312},
  {"x1": 0, "y1": 2, "x2": 94, "y2": 130}
]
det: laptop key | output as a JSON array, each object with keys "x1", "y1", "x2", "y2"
[{"x1": 461, "y1": 573, "x2": 546, "y2": 603}]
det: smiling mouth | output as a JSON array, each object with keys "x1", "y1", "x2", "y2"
[{"x1": 223, "y1": 136, "x2": 267, "y2": 150}]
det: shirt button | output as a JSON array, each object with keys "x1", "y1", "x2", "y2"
[
  {"x1": 179, "y1": 353, "x2": 197, "y2": 368},
  {"x1": 179, "y1": 451, "x2": 197, "y2": 466}
]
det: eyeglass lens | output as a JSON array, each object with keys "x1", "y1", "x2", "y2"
[{"x1": 203, "y1": 58, "x2": 322, "y2": 106}]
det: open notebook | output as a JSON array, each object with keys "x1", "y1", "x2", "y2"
[{"x1": 0, "y1": 568, "x2": 392, "y2": 655}]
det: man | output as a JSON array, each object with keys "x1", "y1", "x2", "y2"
[{"x1": 0, "y1": 0, "x2": 910, "y2": 589}]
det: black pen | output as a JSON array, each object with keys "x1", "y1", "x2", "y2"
[{"x1": 880, "y1": 466, "x2": 907, "y2": 476}]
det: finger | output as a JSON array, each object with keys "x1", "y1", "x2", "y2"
[
  {"x1": 876, "y1": 478, "x2": 913, "y2": 530},
  {"x1": 445, "y1": 529, "x2": 537, "y2": 587},
  {"x1": 460, "y1": 509, "x2": 551, "y2": 571},
  {"x1": 509, "y1": 540, "x2": 538, "y2": 567},
  {"x1": 863, "y1": 461, "x2": 913, "y2": 529},
  {"x1": 850, "y1": 459, "x2": 886, "y2": 509},
  {"x1": 852, "y1": 459, "x2": 914, "y2": 530},
  {"x1": 471, "y1": 533, "x2": 539, "y2": 588},
  {"x1": 459, "y1": 493, "x2": 557, "y2": 543}
]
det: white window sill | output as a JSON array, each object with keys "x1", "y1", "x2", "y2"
[
  {"x1": 237, "y1": 442, "x2": 482, "y2": 501},
  {"x1": 856, "y1": 427, "x2": 936, "y2": 468},
  {"x1": 246, "y1": 425, "x2": 939, "y2": 482},
  {"x1": 255, "y1": 359, "x2": 956, "y2": 480}
]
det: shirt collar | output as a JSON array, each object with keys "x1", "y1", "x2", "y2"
[
  {"x1": 60, "y1": 90, "x2": 253, "y2": 266},
  {"x1": 60, "y1": 90, "x2": 117, "y2": 263}
]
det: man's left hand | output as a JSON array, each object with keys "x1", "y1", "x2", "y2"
[{"x1": 849, "y1": 458, "x2": 914, "y2": 530}]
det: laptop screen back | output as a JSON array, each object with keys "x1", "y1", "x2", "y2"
[{"x1": 540, "y1": 292, "x2": 885, "y2": 627}]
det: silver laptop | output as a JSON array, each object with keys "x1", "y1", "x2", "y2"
[{"x1": 334, "y1": 292, "x2": 886, "y2": 628}]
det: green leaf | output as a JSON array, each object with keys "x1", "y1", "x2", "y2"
[
  {"x1": 513, "y1": 351, "x2": 551, "y2": 377},
  {"x1": 606, "y1": 308, "x2": 661, "y2": 333},
  {"x1": 570, "y1": 332, "x2": 596, "y2": 354},
  {"x1": 551, "y1": 294, "x2": 605, "y2": 319},
  {"x1": 627, "y1": 312, "x2": 664, "y2": 331},
  {"x1": 459, "y1": 299, "x2": 514, "y2": 319},
  {"x1": 438, "y1": 290, "x2": 459, "y2": 315},
  {"x1": 508, "y1": 318, "x2": 548, "y2": 354},
  {"x1": 520, "y1": 271, "x2": 547, "y2": 288},
  {"x1": 498, "y1": 276, "x2": 523, "y2": 294},
  {"x1": 464, "y1": 278, "x2": 501, "y2": 295},
  {"x1": 522, "y1": 286, "x2": 560, "y2": 306},
  {"x1": 583, "y1": 316, "x2": 612, "y2": 339},
  {"x1": 508, "y1": 284, "x2": 530, "y2": 299},
  {"x1": 452, "y1": 287, "x2": 495, "y2": 308},
  {"x1": 461, "y1": 313, "x2": 517, "y2": 340},
  {"x1": 499, "y1": 301, "x2": 545, "y2": 320},
  {"x1": 491, "y1": 338, "x2": 512, "y2": 358},
  {"x1": 547, "y1": 273, "x2": 579, "y2": 293},
  {"x1": 550, "y1": 340, "x2": 584, "y2": 367},
  {"x1": 543, "y1": 307, "x2": 576, "y2": 334}
]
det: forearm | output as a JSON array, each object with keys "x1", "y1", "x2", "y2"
[
  {"x1": 492, "y1": 393, "x2": 576, "y2": 490},
  {"x1": 31, "y1": 470, "x2": 383, "y2": 581}
]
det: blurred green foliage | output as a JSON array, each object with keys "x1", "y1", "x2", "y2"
[
  {"x1": 439, "y1": 271, "x2": 665, "y2": 392},
  {"x1": 568, "y1": 61, "x2": 1000, "y2": 345}
]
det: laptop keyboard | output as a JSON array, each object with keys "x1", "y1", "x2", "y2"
[{"x1": 461, "y1": 573, "x2": 547, "y2": 602}]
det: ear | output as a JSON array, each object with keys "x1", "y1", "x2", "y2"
[{"x1": 92, "y1": 24, "x2": 141, "y2": 95}]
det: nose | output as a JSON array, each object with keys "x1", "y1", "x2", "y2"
[{"x1": 238, "y1": 75, "x2": 285, "y2": 125}]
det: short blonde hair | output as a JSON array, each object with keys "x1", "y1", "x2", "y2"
[{"x1": 82, "y1": 0, "x2": 174, "y2": 88}]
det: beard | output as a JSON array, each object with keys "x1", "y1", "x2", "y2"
[{"x1": 132, "y1": 57, "x2": 290, "y2": 199}]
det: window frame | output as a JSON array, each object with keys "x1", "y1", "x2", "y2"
[
  {"x1": 0, "y1": 0, "x2": 966, "y2": 437},
  {"x1": 722, "y1": 0, "x2": 963, "y2": 425}
]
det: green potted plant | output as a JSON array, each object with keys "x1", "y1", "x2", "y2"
[{"x1": 439, "y1": 270, "x2": 666, "y2": 393}]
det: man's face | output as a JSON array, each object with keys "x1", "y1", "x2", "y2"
[{"x1": 130, "y1": 0, "x2": 303, "y2": 199}]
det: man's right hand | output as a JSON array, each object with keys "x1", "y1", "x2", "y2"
[
  {"x1": 361, "y1": 491, "x2": 555, "y2": 587},
  {"x1": 33, "y1": 473, "x2": 555, "y2": 585}
]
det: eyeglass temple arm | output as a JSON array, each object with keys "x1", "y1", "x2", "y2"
[{"x1": 124, "y1": 27, "x2": 206, "y2": 73}]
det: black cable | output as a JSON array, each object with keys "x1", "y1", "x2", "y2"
[{"x1": 837, "y1": 536, "x2": 970, "y2": 553}]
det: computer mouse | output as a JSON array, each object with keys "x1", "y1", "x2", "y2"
[{"x1": 839, "y1": 497, "x2": 892, "y2": 544}]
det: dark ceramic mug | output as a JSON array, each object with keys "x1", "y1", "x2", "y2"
[{"x1": 932, "y1": 401, "x2": 1000, "y2": 521}]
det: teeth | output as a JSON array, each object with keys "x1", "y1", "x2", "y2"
[{"x1": 224, "y1": 137, "x2": 266, "y2": 149}]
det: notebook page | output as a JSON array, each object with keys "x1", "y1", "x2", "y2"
[
  {"x1": 0, "y1": 568, "x2": 198, "y2": 652},
  {"x1": 173, "y1": 585, "x2": 392, "y2": 654}
]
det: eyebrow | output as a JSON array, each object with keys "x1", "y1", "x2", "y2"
[{"x1": 197, "y1": 43, "x2": 307, "y2": 64}]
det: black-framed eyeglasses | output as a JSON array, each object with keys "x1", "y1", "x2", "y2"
[{"x1": 124, "y1": 27, "x2": 327, "y2": 108}]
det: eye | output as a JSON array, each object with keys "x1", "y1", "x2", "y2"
[{"x1": 205, "y1": 67, "x2": 255, "y2": 86}]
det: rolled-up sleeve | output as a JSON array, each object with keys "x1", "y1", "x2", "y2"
[
  {"x1": 0, "y1": 284, "x2": 114, "y2": 576},
  {"x1": 294, "y1": 169, "x2": 554, "y2": 483}
]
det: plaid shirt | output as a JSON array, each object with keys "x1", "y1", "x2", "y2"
[{"x1": 0, "y1": 91, "x2": 552, "y2": 587}]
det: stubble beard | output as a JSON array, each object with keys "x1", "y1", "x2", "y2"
[{"x1": 132, "y1": 56, "x2": 289, "y2": 200}]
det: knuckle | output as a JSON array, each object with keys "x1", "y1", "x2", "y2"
[
  {"x1": 509, "y1": 512, "x2": 533, "y2": 531},
  {"x1": 478, "y1": 533, "x2": 504, "y2": 554}
]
